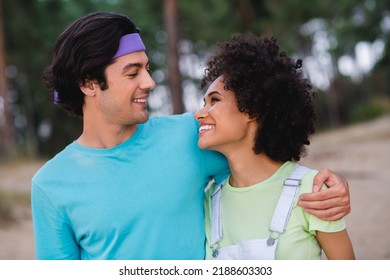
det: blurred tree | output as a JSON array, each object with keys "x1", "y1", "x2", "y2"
[
  {"x1": 0, "y1": 0, "x2": 14, "y2": 160},
  {"x1": 0, "y1": 0, "x2": 388, "y2": 159},
  {"x1": 2, "y1": 0, "x2": 87, "y2": 158},
  {"x1": 164, "y1": 0, "x2": 184, "y2": 114}
]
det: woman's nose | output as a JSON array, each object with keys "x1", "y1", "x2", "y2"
[{"x1": 195, "y1": 106, "x2": 207, "y2": 121}]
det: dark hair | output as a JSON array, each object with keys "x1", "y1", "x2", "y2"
[
  {"x1": 42, "y1": 11, "x2": 139, "y2": 116},
  {"x1": 201, "y1": 33, "x2": 316, "y2": 162}
]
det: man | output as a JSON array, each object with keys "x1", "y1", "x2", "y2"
[{"x1": 32, "y1": 11, "x2": 350, "y2": 260}]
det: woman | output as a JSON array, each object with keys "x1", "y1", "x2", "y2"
[{"x1": 195, "y1": 33, "x2": 355, "y2": 260}]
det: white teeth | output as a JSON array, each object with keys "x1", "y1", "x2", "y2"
[
  {"x1": 199, "y1": 125, "x2": 214, "y2": 133},
  {"x1": 133, "y1": 99, "x2": 146, "y2": 103}
]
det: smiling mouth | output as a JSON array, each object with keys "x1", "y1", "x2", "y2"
[
  {"x1": 132, "y1": 98, "x2": 148, "y2": 106},
  {"x1": 199, "y1": 124, "x2": 214, "y2": 133},
  {"x1": 132, "y1": 98, "x2": 147, "y2": 103}
]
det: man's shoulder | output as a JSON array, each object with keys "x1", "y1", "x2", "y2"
[
  {"x1": 32, "y1": 144, "x2": 75, "y2": 183},
  {"x1": 147, "y1": 113, "x2": 197, "y2": 132},
  {"x1": 149, "y1": 112, "x2": 195, "y2": 124}
]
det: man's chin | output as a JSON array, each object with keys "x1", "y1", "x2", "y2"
[{"x1": 136, "y1": 113, "x2": 150, "y2": 124}]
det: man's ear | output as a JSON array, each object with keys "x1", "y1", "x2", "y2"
[{"x1": 80, "y1": 80, "x2": 98, "y2": 97}]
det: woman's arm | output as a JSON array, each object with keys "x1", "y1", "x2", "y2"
[{"x1": 316, "y1": 229, "x2": 355, "y2": 260}]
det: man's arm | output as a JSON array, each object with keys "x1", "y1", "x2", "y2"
[
  {"x1": 298, "y1": 168, "x2": 351, "y2": 221},
  {"x1": 31, "y1": 183, "x2": 80, "y2": 259}
]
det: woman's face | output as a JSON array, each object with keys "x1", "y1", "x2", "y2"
[{"x1": 195, "y1": 76, "x2": 253, "y2": 153}]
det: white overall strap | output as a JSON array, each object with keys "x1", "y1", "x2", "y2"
[
  {"x1": 210, "y1": 181, "x2": 225, "y2": 246},
  {"x1": 269, "y1": 166, "x2": 311, "y2": 234}
]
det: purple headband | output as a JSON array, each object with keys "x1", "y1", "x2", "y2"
[
  {"x1": 54, "y1": 33, "x2": 145, "y2": 104},
  {"x1": 54, "y1": 90, "x2": 60, "y2": 104},
  {"x1": 112, "y1": 33, "x2": 146, "y2": 59}
]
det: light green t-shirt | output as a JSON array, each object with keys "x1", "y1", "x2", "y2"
[{"x1": 204, "y1": 161, "x2": 346, "y2": 260}]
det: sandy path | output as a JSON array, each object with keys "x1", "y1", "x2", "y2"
[
  {"x1": 0, "y1": 160, "x2": 41, "y2": 260},
  {"x1": 0, "y1": 115, "x2": 389, "y2": 259},
  {"x1": 300, "y1": 114, "x2": 390, "y2": 259},
  {"x1": 0, "y1": 220, "x2": 34, "y2": 259}
]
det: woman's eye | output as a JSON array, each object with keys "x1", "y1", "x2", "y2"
[{"x1": 211, "y1": 97, "x2": 219, "y2": 103}]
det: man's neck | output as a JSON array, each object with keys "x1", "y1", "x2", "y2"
[{"x1": 77, "y1": 123, "x2": 139, "y2": 149}]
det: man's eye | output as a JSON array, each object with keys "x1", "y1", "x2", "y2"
[{"x1": 127, "y1": 73, "x2": 138, "y2": 78}]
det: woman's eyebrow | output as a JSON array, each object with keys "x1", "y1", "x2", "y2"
[{"x1": 207, "y1": 91, "x2": 222, "y2": 97}]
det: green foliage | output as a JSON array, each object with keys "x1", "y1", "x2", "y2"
[
  {"x1": 350, "y1": 97, "x2": 390, "y2": 123},
  {"x1": 1, "y1": 0, "x2": 389, "y2": 158},
  {"x1": 2, "y1": 0, "x2": 165, "y2": 158}
]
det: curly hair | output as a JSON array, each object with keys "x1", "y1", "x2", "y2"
[
  {"x1": 201, "y1": 33, "x2": 316, "y2": 162},
  {"x1": 42, "y1": 12, "x2": 139, "y2": 116}
]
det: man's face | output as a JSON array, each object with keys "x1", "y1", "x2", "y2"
[{"x1": 95, "y1": 51, "x2": 156, "y2": 126}]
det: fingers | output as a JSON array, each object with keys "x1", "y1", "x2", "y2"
[
  {"x1": 299, "y1": 186, "x2": 350, "y2": 207},
  {"x1": 300, "y1": 185, "x2": 341, "y2": 201},
  {"x1": 312, "y1": 168, "x2": 330, "y2": 191},
  {"x1": 313, "y1": 168, "x2": 338, "y2": 190},
  {"x1": 298, "y1": 189, "x2": 352, "y2": 221},
  {"x1": 299, "y1": 168, "x2": 352, "y2": 221},
  {"x1": 305, "y1": 168, "x2": 350, "y2": 204},
  {"x1": 302, "y1": 205, "x2": 351, "y2": 221},
  {"x1": 299, "y1": 194, "x2": 348, "y2": 210},
  {"x1": 299, "y1": 194, "x2": 337, "y2": 209}
]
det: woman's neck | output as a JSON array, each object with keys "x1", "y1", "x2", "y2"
[{"x1": 226, "y1": 149, "x2": 283, "y2": 188}]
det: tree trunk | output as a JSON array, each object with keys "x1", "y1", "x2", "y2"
[
  {"x1": 0, "y1": 0, "x2": 14, "y2": 159},
  {"x1": 164, "y1": 0, "x2": 185, "y2": 114}
]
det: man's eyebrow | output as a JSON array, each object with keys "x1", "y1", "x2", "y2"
[{"x1": 121, "y1": 61, "x2": 150, "y2": 74}]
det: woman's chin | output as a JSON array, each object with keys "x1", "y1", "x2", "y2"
[{"x1": 198, "y1": 140, "x2": 211, "y2": 150}]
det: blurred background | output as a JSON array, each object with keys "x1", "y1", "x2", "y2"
[{"x1": 0, "y1": 0, "x2": 389, "y2": 259}]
